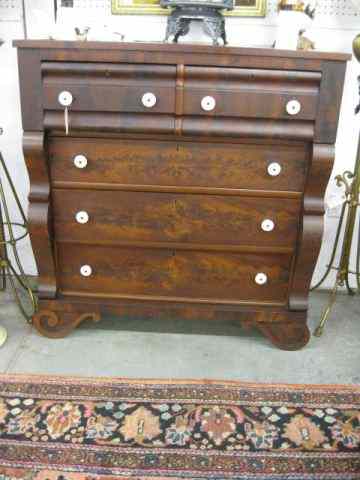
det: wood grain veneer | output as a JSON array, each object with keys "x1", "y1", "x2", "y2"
[{"x1": 15, "y1": 40, "x2": 349, "y2": 349}]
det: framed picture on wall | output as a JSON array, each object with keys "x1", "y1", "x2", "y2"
[{"x1": 111, "y1": 0, "x2": 266, "y2": 16}]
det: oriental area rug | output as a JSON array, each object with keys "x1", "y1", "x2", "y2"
[{"x1": 0, "y1": 375, "x2": 359, "y2": 479}]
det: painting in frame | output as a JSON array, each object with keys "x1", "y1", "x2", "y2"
[{"x1": 111, "y1": 0, "x2": 266, "y2": 16}]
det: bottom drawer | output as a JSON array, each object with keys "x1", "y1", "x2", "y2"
[{"x1": 57, "y1": 244, "x2": 292, "y2": 305}]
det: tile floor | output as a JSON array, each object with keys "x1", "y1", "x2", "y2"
[{"x1": 0, "y1": 290, "x2": 359, "y2": 384}]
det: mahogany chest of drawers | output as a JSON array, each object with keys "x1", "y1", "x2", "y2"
[{"x1": 15, "y1": 41, "x2": 349, "y2": 349}]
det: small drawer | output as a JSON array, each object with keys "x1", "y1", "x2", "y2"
[
  {"x1": 57, "y1": 243, "x2": 292, "y2": 304},
  {"x1": 183, "y1": 67, "x2": 321, "y2": 120},
  {"x1": 53, "y1": 189, "x2": 301, "y2": 248},
  {"x1": 49, "y1": 138, "x2": 308, "y2": 193},
  {"x1": 42, "y1": 62, "x2": 176, "y2": 114}
]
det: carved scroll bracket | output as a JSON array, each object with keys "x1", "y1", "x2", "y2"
[
  {"x1": 23, "y1": 131, "x2": 57, "y2": 299},
  {"x1": 289, "y1": 144, "x2": 335, "y2": 311}
]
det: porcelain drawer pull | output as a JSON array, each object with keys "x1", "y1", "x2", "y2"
[
  {"x1": 73, "y1": 154, "x2": 88, "y2": 169},
  {"x1": 255, "y1": 272, "x2": 267, "y2": 285},
  {"x1": 261, "y1": 219, "x2": 275, "y2": 232},
  {"x1": 142, "y1": 92, "x2": 157, "y2": 108},
  {"x1": 201, "y1": 96, "x2": 216, "y2": 111},
  {"x1": 267, "y1": 162, "x2": 282, "y2": 177},
  {"x1": 286, "y1": 99, "x2": 301, "y2": 116},
  {"x1": 80, "y1": 265, "x2": 92, "y2": 277},
  {"x1": 58, "y1": 91, "x2": 73, "y2": 107},
  {"x1": 58, "y1": 91, "x2": 73, "y2": 135},
  {"x1": 75, "y1": 211, "x2": 89, "y2": 224}
]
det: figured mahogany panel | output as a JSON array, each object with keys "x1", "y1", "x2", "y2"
[
  {"x1": 315, "y1": 61, "x2": 347, "y2": 144},
  {"x1": 180, "y1": 117, "x2": 315, "y2": 141},
  {"x1": 44, "y1": 113, "x2": 315, "y2": 140},
  {"x1": 183, "y1": 67, "x2": 320, "y2": 120},
  {"x1": 49, "y1": 138, "x2": 308, "y2": 193},
  {"x1": 15, "y1": 40, "x2": 349, "y2": 60},
  {"x1": 42, "y1": 63, "x2": 176, "y2": 114},
  {"x1": 17, "y1": 49, "x2": 43, "y2": 131},
  {"x1": 57, "y1": 243, "x2": 292, "y2": 304},
  {"x1": 45, "y1": 112, "x2": 175, "y2": 136},
  {"x1": 15, "y1": 41, "x2": 349, "y2": 143},
  {"x1": 52, "y1": 189, "x2": 301, "y2": 248}
]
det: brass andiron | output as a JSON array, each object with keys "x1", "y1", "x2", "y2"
[
  {"x1": 0, "y1": 152, "x2": 37, "y2": 321},
  {"x1": 312, "y1": 39, "x2": 360, "y2": 336}
]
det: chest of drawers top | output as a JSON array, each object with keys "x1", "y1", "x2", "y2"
[{"x1": 14, "y1": 40, "x2": 350, "y2": 144}]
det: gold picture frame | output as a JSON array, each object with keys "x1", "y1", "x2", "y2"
[{"x1": 111, "y1": 0, "x2": 266, "y2": 17}]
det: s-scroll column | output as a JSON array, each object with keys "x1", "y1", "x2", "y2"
[{"x1": 175, "y1": 64, "x2": 185, "y2": 136}]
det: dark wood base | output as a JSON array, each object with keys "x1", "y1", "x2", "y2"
[
  {"x1": 256, "y1": 321, "x2": 310, "y2": 351},
  {"x1": 33, "y1": 297, "x2": 310, "y2": 350}
]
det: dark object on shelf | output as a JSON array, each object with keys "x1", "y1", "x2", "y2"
[
  {"x1": 278, "y1": 1, "x2": 316, "y2": 18},
  {"x1": 312, "y1": 37, "x2": 360, "y2": 336},
  {"x1": 297, "y1": 30, "x2": 315, "y2": 51},
  {"x1": 75, "y1": 26, "x2": 90, "y2": 41},
  {"x1": 13, "y1": 40, "x2": 349, "y2": 349},
  {"x1": 0, "y1": 152, "x2": 37, "y2": 320},
  {"x1": 161, "y1": 0, "x2": 233, "y2": 45}
]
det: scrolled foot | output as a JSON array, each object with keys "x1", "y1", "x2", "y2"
[
  {"x1": 257, "y1": 321, "x2": 310, "y2": 351},
  {"x1": 32, "y1": 309, "x2": 101, "y2": 338}
]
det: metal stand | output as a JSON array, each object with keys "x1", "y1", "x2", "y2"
[
  {"x1": 163, "y1": 6, "x2": 227, "y2": 45},
  {"x1": 312, "y1": 74, "x2": 360, "y2": 336},
  {"x1": 160, "y1": 0, "x2": 233, "y2": 46},
  {"x1": 0, "y1": 152, "x2": 37, "y2": 322},
  {"x1": 312, "y1": 160, "x2": 360, "y2": 336}
]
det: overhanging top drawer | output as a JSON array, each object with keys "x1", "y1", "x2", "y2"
[
  {"x1": 41, "y1": 62, "x2": 176, "y2": 114},
  {"x1": 183, "y1": 67, "x2": 321, "y2": 120}
]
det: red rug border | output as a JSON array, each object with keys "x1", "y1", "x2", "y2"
[{"x1": 0, "y1": 373, "x2": 359, "y2": 392}]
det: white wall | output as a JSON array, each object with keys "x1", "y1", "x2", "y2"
[
  {"x1": 1, "y1": 0, "x2": 360, "y2": 289},
  {"x1": 0, "y1": 2, "x2": 37, "y2": 276}
]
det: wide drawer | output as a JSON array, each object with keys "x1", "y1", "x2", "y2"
[
  {"x1": 42, "y1": 62, "x2": 176, "y2": 114},
  {"x1": 57, "y1": 243, "x2": 291, "y2": 304},
  {"x1": 182, "y1": 67, "x2": 321, "y2": 120},
  {"x1": 53, "y1": 189, "x2": 301, "y2": 248},
  {"x1": 49, "y1": 138, "x2": 308, "y2": 193}
]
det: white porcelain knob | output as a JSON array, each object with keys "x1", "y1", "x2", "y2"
[
  {"x1": 201, "y1": 96, "x2": 216, "y2": 112},
  {"x1": 58, "y1": 91, "x2": 73, "y2": 107},
  {"x1": 255, "y1": 272, "x2": 268, "y2": 285},
  {"x1": 75, "y1": 211, "x2": 89, "y2": 224},
  {"x1": 267, "y1": 162, "x2": 282, "y2": 177},
  {"x1": 73, "y1": 154, "x2": 88, "y2": 169},
  {"x1": 142, "y1": 92, "x2": 157, "y2": 108},
  {"x1": 286, "y1": 99, "x2": 301, "y2": 116},
  {"x1": 261, "y1": 219, "x2": 275, "y2": 232},
  {"x1": 80, "y1": 265, "x2": 92, "y2": 277}
]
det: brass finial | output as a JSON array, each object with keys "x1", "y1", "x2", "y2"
[{"x1": 353, "y1": 34, "x2": 360, "y2": 62}]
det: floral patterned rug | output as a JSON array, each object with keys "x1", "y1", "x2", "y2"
[{"x1": 0, "y1": 375, "x2": 359, "y2": 479}]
